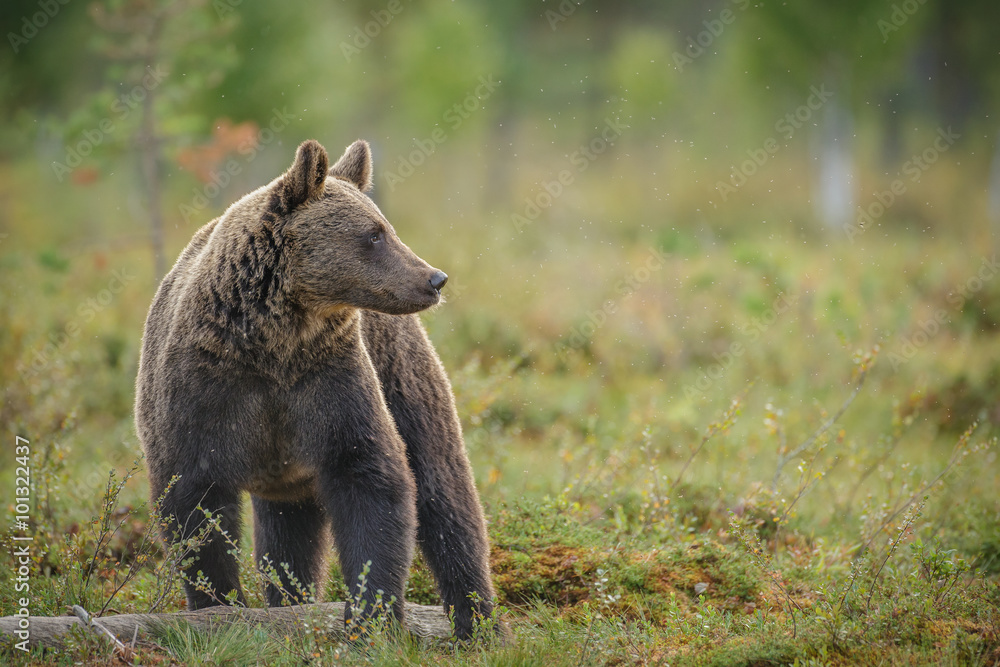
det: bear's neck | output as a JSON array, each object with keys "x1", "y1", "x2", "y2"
[
  {"x1": 191, "y1": 211, "x2": 360, "y2": 366},
  {"x1": 196, "y1": 216, "x2": 294, "y2": 345}
]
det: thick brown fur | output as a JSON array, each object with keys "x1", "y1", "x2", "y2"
[{"x1": 135, "y1": 139, "x2": 495, "y2": 639}]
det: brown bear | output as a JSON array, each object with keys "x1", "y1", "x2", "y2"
[{"x1": 134, "y1": 139, "x2": 495, "y2": 639}]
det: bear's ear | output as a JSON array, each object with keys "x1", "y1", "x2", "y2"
[
  {"x1": 328, "y1": 139, "x2": 373, "y2": 192},
  {"x1": 281, "y1": 140, "x2": 330, "y2": 210}
]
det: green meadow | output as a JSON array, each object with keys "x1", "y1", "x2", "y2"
[{"x1": 2, "y1": 0, "x2": 999, "y2": 664}]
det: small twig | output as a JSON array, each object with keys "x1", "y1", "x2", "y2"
[
  {"x1": 834, "y1": 553, "x2": 866, "y2": 617},
  {"x1": 859, "y1": 424, "x2": 975, "y2": 556},
  {"x1": 82, "y1": 465, "x2": 139, "y2": 601},
  {"x1": 99, "y1": 516, "x2": 159, "y2": 616},
  {"x1": 865, "y1": 500, "x2": 923, "y2": 614},
  {"x1": 934, "y1": 567, "x2": 964, "y2": 604},
  {"x1": 729, "y1": 514, "x2": 802, "y2": 638},
  {"x1": 772, "y1": 452, "x2": 840, "y2": 554},
  {"x1": 72, "y1": 605, "x2": 132, "y2": 659},
  {"x1": 575, "y1": 451, "x2": 626, "y2": 506},
  {"x1": 836, "y1": 425, "x2": 980, "y2": 616},
  {"x1": 672, "y1": 395, "x2": 742, "y2": 492},
  {"x1": 577, "y1": 615, "x2": 596, "y2": 666},
  {"x1": 672, "y1": 432, "x2": 713, "y2": 493},
  {"x1": 778, "y1": 449, "x2": 837, "y2": 527},
  {"x1": 844, "y1": 430, "x2": 905, "y2": 510},
  {"x1": 772, "y1": 368, "x2": 868, "y2": 491}
]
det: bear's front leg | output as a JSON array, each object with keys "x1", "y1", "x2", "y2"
[
  {"x1": 320, "y1": 452, "x2": 417, "y2": 631},
  {"x1": 361, "y1": 311, "x2": 498, "y2": 640},
  {"x1": 252, "y1": 496, "x2": 329, "y2": 606},
  {"x1": 312, "y1": 371, "x2": 418, "y2": 632},
  {"x1": 156, "y1": 477, "x2": 247, "y2": 610}
]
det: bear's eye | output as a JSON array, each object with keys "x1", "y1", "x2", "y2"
[{"x1": 370, "y1": 231, "x2": 383, "y2": 245}]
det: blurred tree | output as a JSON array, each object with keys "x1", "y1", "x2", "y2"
[
  {"x1": 0, "y1": 0, "x2": 97, "y2": 143},
  {"x1": 603, "y1": 25, "x2": 676, "y2": 131},
  {"x1": 733, "y1": 0, "x2": 1000, "y2": 232},
  {"x1": 737, "y1": 0, "x2": 1000, "y2": 150},
  {"x1": 61, "y1": 0, "x2": 237, "y2": 278},
  {"x1": 731, "y1": 0, "x2": 908, "y2": 231}
]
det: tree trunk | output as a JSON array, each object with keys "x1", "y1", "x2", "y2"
[
  {"x1": 139, "y1": 60, "x2": 167, "y2": 281},
  {"x1": 0, "y1": 602, "x2": 452, "y2": 651},
  {"x1": 138, "y1": 12, "x2": 167, "y2": 281},
  {"x1": 814, "y1": 103, "x2": 856, "y2": 234}
]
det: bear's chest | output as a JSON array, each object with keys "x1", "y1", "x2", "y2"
[{"x1": 233, "y1": 372, "x2": 361, "y2": 501}]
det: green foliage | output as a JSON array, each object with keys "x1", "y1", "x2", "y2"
[
  {"x1": 382, "y1": 2, "x2": 504, "y2": 132},
  {"x1": 2, "y1": 2, "x2": 1000, "y2": 664},
  {"x1": 48, "y1": 0, "x2": 239, "y2": 164},
  {"x1": 153, "y1": 618, "x2": 281, "y2": 666},
  {"x1": 602, "y1": 26, "x2": 676, "y2": 129},
  {"x1": 3, "y1": 196, "x2": 1000, "y2": 662}
]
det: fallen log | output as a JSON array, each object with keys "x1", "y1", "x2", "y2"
[{"x1": 1, "y1": 602, "x2": 452, "y2": 651}]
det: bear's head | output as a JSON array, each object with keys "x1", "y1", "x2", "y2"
[{"x1": 264, "y1": 139, "x2": 447, "y2": 317}]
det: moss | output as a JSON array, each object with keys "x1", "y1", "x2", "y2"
[{"x1": 491, "y1": 544, "x2": 596, "y2": 606}]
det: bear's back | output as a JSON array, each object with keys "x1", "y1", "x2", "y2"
[
  {"x1": 142, "y1": 216, "x2": 222, "y2": 345},
  {"x1": 135, "y1": 217, "x2": 222, "y2": 446}
]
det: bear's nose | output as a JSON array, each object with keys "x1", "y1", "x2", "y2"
[{"x1": 429, "y1": 270, "x2": 448, "y2": 291}]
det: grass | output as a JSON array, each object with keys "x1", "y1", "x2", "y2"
[{"x1": 0, "y1": 144, "x2": 998, "y2": 666}]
